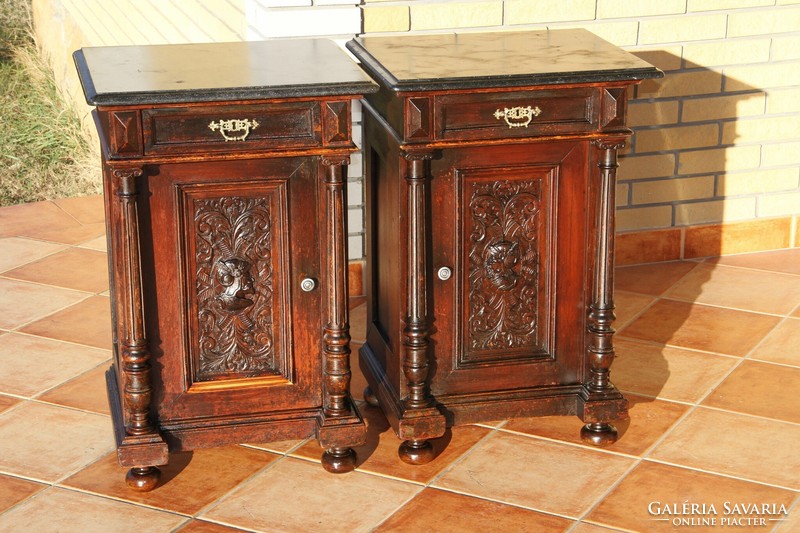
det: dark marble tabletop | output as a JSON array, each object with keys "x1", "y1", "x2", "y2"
[
  {"x1": 347, "y1": 29, "x2": 663, "y2": 91},
  {"x1": 74, "y1": 39, "x2": 377, "y2": 106}
]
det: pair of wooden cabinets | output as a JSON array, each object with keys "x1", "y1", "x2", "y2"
[{"x1": 75, "y1": 31, "x2": 661, "y2": 490}]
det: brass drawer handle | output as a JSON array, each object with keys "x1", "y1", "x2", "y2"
[
  {"x1": 208, "y1": 118, "x2": 260, "y2": 141},
  {"x1": 493, "y1": 106, "x2": 542, "y2": 128}
]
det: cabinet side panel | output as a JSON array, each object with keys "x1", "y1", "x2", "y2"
[{"x1": 365, "y1": 114, "x2": 403, "y2": 392}]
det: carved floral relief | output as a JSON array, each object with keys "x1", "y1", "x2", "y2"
[
  {"x1": 467, "y1": 179, "x2": 541, "y2": 352},
  {"x1": 193, "y1": 196, "x2": 277, "y2": 379}
]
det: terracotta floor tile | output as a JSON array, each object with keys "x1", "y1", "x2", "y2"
[
  {"x1": 749, "y1": 318, "x2": 800, "y2": 367},
  {"x1": 702, "y1": 360, "x2": 800, "y2": 423},
  {"x1": 0, "y1": 237, "x2": 65, "y2": 273},
  {"x1": 613, "y1": 338, "x2": 738, "y2": 402},
  {"x1": 0, "y1": 278, "x2": 89, "y2": 330},
  {"x1": 77, "y1": 235, "x2": 108, "y2": 252},
  {"x1": 773, "y1": 497, "x2": 800, "y2": 533},
  {"x1": 709, "y1": 248, "x2": 800, "y2": 276},
  {"x1": 375, "y1": 488, "x2": 573, "y2": 532},
  {"x1": 587, "y1": 461, "x2": 796, "y2": 532},
  {"x1": 38, "y1": 364, "x2": 112, "y2": 415},
  {"x1": 0, "y1": 201, "x2": 80, "y2": 239},
  {"x1": 19, "y1": 221, "x2": 106, "y2": 246},
  {"x1": 350, "y1": 302, "x2": 366, "y2": 343},
  {"x1": 20, "y1": 295, "x2": 112, "y2": 349},
  {"x1": 0, "y1": 395, "x2": 19, "y2": 416},
  {"x1": 614, "y1": 290, "x2": 654, "y2": 329},
  {"x1": 794, "y1": 307, "x2": 800, "y2": 318},
  {"x1": 0, "y1": 487, "x2": 187, "y2": 531},
  {"x1": 0, "y1": 473, "x2": 45, "y2": 513},
  {"x1": 62, "y1": 446, "x2": 279, "y2": 516},
  {"x1": 0, "y1": 402, "x2": 114, "y2": 482},
  {"x1": 292, "y1": 404, "x2": 491, "y2": 483},
  {"x1": 649, "y1": 407, "x2": 800, "y2": 489},
  {"x1": 201, "y1": 457, "x2": 420, "y2": 532},
  {"x1": 615, "y1": 261, "x2": 699, "y2": 296},
  {"x1": 348, "y1": 295, "x2": 366, "y2": 310},
  {"x1": 504, "y1": 395, "x2": 688, "y2": 457},
  {"x1": 618, "y1": 299, "x2": 780, "y2": 357},
  {"x1": 3, "y1": 248, "x2": 109, "y2": 294},
  {"x1": 432, "y1": 432, "x2": 634, "y2": 518},
  {"x1": 350, "y1": 341, "x2": 368, "y2": 399},
  {"x1": 53, "y1": 195, "x2": 105, "y2": 225},
  {"x1": 572, "y1": 524, "x2": 626, "y2": 533},
  {"x1": 175, "y1": 520, "x2": 251, "y2": 532},
  {"x1": 664, "y1": 263, "x2": 800, "y2": 315},
  {"x1": 243, "y1": 439, "x2": 307, "y2": 455},
  {"x1": 0, "y1": 333, "x2": 110, "y2": 397}
]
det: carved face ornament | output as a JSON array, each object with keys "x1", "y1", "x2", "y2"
[
  {"x1": 215, "y1": 258, "x2": 255, "y2": 311},
  {"x1": 483, "y1": 240, "x2": 521, "y2": 290}
]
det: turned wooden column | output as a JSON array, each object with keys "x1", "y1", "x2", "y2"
[
  {"x1": 582, "y1": 138, "x2": 626, "y2": 445},
  {"x1": 319, "y1": 156, "x2": 357, "y2": 473},
  {"x1": 399, "y1": 150, "x2": 437, "y2": 464},
  {"x1": 111, "y1": 166, "x2": 162, "y2": 491}
]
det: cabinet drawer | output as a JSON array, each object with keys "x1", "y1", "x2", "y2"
[
  {"x1": 143, "y1": 102, "x2": 321, "y2": 155},
  {"x1": 434, "y1": 88, "x2": 599, "y2": 141}
]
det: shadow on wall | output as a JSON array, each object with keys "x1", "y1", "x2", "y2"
[{"x1": 610, "y1": 49, "x2": 764, "y2": 423}]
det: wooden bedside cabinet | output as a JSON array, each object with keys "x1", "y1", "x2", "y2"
[
  {"x1": 346, "y1": 30, "x2": 662, "y2": 463},
  {"x1": 73, "y1": 39, "x2": 377, "y2": 490}
]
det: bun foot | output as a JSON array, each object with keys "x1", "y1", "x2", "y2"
[
  {"x1": 322, "y1": 447, "x2": 357, "y2": 474},
  {"x1": 399, "y1": 439, "x2": 435, "y2": 465},
  {"x1": 581, "y1": 422, "x2": 619, "y2": 447},
  {"x1": 363, "y1": 387, "x2": 380, "y2": 407},
  {"x1": 125, "y1": 466, "x2": 161, "y2": 492}
]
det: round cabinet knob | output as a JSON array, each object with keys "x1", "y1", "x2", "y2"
[
  {"x1": 300, "y1": 277, "x2": 317, "y2": 292},
  {"x1": 437, "y1": 267, "x2": 453, "y2": 281}
]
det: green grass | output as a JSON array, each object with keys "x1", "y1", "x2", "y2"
[{"x1": 0, "y1": 0, "x2": 101, "y2": 206}]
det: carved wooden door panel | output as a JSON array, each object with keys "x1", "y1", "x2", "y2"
[
  {"x1": 141, "y1": 157, "x2": 323, "y2": 422},
  {"x1": 429, "y1": 141, "x2": 591, "y2": 396}
]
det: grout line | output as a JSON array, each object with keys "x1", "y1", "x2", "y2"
[
  {"x1": 0, "y1": 328, "x2": 112, "y2": 353},
  {"x1": 422, "y1": 427, "x2": 499, "y2": 490},
  {"x1": 642, "y1": 458, "x2": 800, "y2": 494},
  {"x1": 771, "y1": 494, "x2": 800, "y2": 533},
  {"x1": 697, "y1": 403, "x2": 800, "y2": 427},
  {"x1": 658, "y1": 294, "x2": 792, "y2": 318},
  {"x1": 190, "y1": 451, "x2": 290, "y2": 519},
  {"x1": 418, "y1": 483, "x2": 581, "y2": 522},
  {"x1": 0, "y1": 243, "x2": 71, "y2": 276},
  {"x1": 493, "y1": 427, "x2": 641, "y2": 460},
  {"x1": 0, "y1": 272, "x2": 110, "y2": 297},
  {"x1": 572, "y1": 456, "x2": 644, "y2": 527},
  {"x1": 365, "y1": 485, "x2": 426, "y2": 532}
]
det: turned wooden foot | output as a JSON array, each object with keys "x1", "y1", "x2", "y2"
[
  {"x1": 125, "y1": 466, "x2": 161, "y2": 491},
  {"x1": 581, "y1": 422, "x2": 619, "y2": 447},
  {"x1": 363, "y1": 387, "x2": 380, "y2": 407},
  {"x1": 321, "y1": 447, "x2": 357, "y2": 474},
  {"x1": 398, "y1": 439, "x2": 435, "y2": 465}
]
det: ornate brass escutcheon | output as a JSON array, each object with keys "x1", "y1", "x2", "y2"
[
  {"x1": 493, "y1": 105, "x2": 542, "y2": 128},
  {"x1": 208, "y1": 118, "x2": 260, "y2": 141}
]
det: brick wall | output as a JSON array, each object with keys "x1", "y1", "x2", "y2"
[
  {"x1": 34, "y1": 0, "x2": 800, "y2": 261},
  {"x1": 33, "y1": 0, "x2": 367, "y2": 261},
  {"x1": 361, "y1": 0, "x2": 800, "y2": 257}
]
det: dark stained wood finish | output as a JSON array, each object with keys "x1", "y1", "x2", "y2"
[
  {"x1": 75, "y1": 39, "x2": 376, "y2": 490},
  {"x1": 347, "y1": 29, "x2": 662, "y2": 461}
]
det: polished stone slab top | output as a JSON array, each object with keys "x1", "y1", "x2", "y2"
[
  {"x1": 74, "y1": 39, "x2": 378, "y2": 106},
  {"x1": 347, "y1": 29, "x2": 663, "y2": 92}
]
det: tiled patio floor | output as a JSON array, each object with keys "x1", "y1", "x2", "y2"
[{"x1": 1, "y1": 196, "x2": 799, "y2": 532}]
